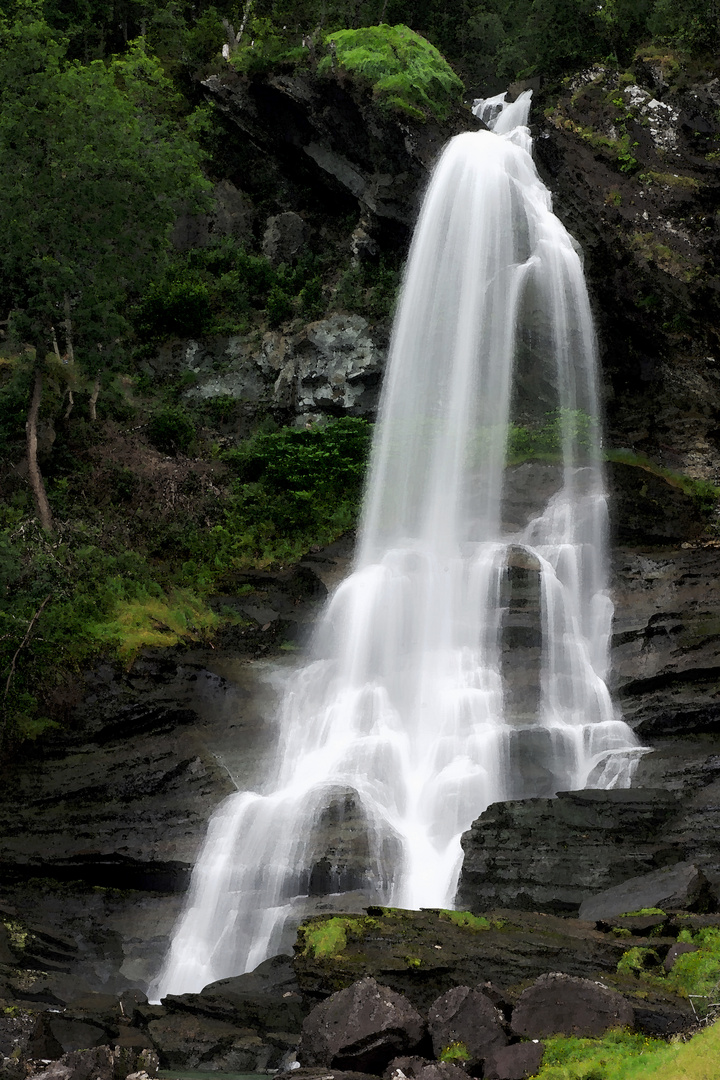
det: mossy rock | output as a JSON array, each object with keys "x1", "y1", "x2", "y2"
[{"x1": 318, "y1": 25, "x2": 463, "y2": 122}]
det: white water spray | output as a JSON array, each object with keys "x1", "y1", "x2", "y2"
[{"x1": 151, "y1": 92, "x2": 644, "y2": 999}]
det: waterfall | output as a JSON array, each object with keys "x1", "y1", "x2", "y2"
[{"x1": 150, "y1": 91, "x2": 644, "y2": 1000}]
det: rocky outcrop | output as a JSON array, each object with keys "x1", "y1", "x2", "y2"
[
  {"x1": 145, "y1": 314, "x2": 386, "y2": 426},
  {"x1": 201, "y1": 69, "x2": 473, "y2": 243},
  {"x1": 293, "y1": 908, "x2": 634, "y2": 1008},
  {"x1": 578, "y1": 861, "x2": 715, "y2": 921},
  {"x1": 535, "y1": 63, "x2": 720, "y2": 482}
]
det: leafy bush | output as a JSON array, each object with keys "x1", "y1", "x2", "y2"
[
  {"x1": 318, "y1": 25, "x2": 463, "y2": 122},
  {"x1": 148, "y1": 405, "x2": 196, "y2": 455}
]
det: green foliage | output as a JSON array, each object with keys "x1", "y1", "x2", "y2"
[
  {"x1": 217, "y1": 417, "x2": 372, "y2": 565},
  {"x1": 666, "y1": 927, "x2": 720, "y2": 997},
  {"x1": 439, "y1": 1042, "x2": 470, "y2": 1063},
  {"x1": 147, "y1": 405, "x2": 196, "y2": 455},
  {"x1": 318, "y1": 25, "x2": 463, "y2": 122},
  {"x1": 617, "y1": 946, "x2": 661, "y2": 976},
  {"x1": 267, "y1": 285, "x2": 294, "y2": 327},
  {"x1": 133, "y1": 243, "x2": 325, "y2": 341},
  {"x1": 621, "y1": 907, "x2": 666, "y2": 917},
  {"x1": 336, "y1": 258, "x2": 400, "y2": 322},
  {"x1": 0, "y1": 8, "x2": 210, "y2": 367},
  {"x1": 506, "y1": 409, "x2": 598, "y2": 464},
  {"x1": 534, "y1": 1029, "x2": 671, "y2": 1080}
]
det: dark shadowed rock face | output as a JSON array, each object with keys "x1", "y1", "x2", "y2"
[
  {"x1": 510, "y1": 974, "x2": 634, "y2": 1039},
  {"x1": 578, "y1": 861, "x2": 716, "y2": 921},
  {"x1": 427, "y1": 987, "x2": 507, "y2": 1067},
  {"x1": 298, "y1": 977, "x2": 427, "y2": 1073}
]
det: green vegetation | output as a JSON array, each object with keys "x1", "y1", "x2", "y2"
[
  {"x1": 0, "y1": 407, "x2": 372, "y2": 748},
  {"x1": 616, "y1": 926, "x2": 720, "y2": 1006},
  {"x1": 300, "y1": 914, "x2": 380, "y2": 958},
  {"x1": 505, "y1": 409, "x2": 598, "y2": 464},
  {"x1": 533, "y1": 1025, "x2": 720, "y2": 1080},
  {"x1": 441, "y1": 910, "x2": 491, "y2": 931},
  {"x1": 621, "y1": 907, "x2": 666, "y2": 917},
  {"x1": 318, "y1": 25, "x2": 463, "y2": 121},
  {"x1": 438, "y1": 1042, "x2": 470, "y2": 1063}
]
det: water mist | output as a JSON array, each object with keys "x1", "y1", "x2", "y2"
[{"x1": 150, "y1": 91, "x2": 643, "y2": 999}]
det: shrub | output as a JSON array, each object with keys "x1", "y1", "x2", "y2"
[{"x1": 147, "y1": 405, "x2": 196, "y2": 455}]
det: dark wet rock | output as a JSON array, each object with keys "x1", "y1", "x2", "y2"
[
  {"x1": 510, "y1": 974, "x2": 634, "y2": 1039},
  {"x1": 628, "y1": 988, "x2": 694, "y2": 1036},
  {"x1": 298, "y1": 977, "x2": 427, "y2": 1073},
  {"x1": 263, "y1": 212, "x2": 307, "y2": 264},
  {"x1": 201, "y1": 69, "x2": 472, "y2": 241},
  {"x1": 427, "y1": 987, "x2": 507, "y2": 1068},
  {"x1": 41, "y1": 1017, "x2": 108, "y2": 1055},
  {"x1": 457, "y1": 788, "x2": 683, "y2": 916},
  {"x1": 383, "y1": 1056, "x2": 434, "y2": 1079},
  {"x1": 147, "y1": 1011, "x2": 281, "y2": 1071},
  {"x1": 162, "y1": 954, "x2": 308, "y2": 1033},
  {"x1": 293, "y1": 909, "x2": 630, "y2": 1008},
  {"x1": 483, "y1": 1042, "x2": 545, "y2": 1080},
  {"x1": 27, "y1": 1047, "x2": 158, "y2": 1080},
  {"x1": 578, "y1": 862, "x2": 716, "y2": 922},
  {"x1": 608, "y1": 462, "x2": 709, "y2": 545},
  {"x1": 0, "y1": 1011, "x2": 41, "y2": 1080},
  {"x1": 403, "y1": 1064, "x2": 469, "y2": 1080},
  {"x1": 664, "y1": 942, "x2": 699, "y2": 972}
]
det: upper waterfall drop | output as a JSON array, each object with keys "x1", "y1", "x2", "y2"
[{"x1": 150, "y1": 91, "x2": 645, "y2": 1000}]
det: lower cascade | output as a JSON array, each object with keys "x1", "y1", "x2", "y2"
[{"x1": 150, "y1": 91, "x2": 644, "y2": 999}]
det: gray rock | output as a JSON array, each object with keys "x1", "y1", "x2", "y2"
[
  {"x1": 162, "y1": 954, "x2": 308, "y2": 1034},
  {"x1": 510, "y1": 974, "x2": 634, "y2": 1039},
  {"x1": 28, "y1": 1047, "x2": 157, "y2": 1080},
  {"x1": 578, "y1": 862, "x2": 716, "y2": 921},
  {"x1": 427, "y1": 987, "x2": 507, "y2": 1067},
  {"x1": 263, "y1": 212, "x2": 307, "y2": 264},
  {"x1": 664, "y1": 941, "x2": 698, "y2": 972},
  {"x1": 298, "y1": 977, "x2": 426, "y2": 1073},
  {"x1": 483, "y1": 1042, "x2": 545, "y2": 1080},
  {"x1": 457, "y1": 788, "x2": 682, "y2": 915}
]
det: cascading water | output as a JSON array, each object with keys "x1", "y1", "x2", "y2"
[{"x1": 150, "y1": 90, "x2": 645, "y2": 999}]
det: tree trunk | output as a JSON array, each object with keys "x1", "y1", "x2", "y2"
[
  {"x1": 26, "y1": 366, "x2": 53, "y2": 533},
  {"x1": 89, "y1": 373, "x2": 101, "y2": 421}
]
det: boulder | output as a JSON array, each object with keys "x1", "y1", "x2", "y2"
[
  {"x1": 427, "y1": 987, "x2": 507, "y2": 1069},
  {"x1": 483, "y1": 1042, "x2": 545, "y2": 1080},
  {"x1": 578, "y1": 862, "x2": 716, "y2": 922},
  {"x1": 298, "y1": 977, "x2": 427, "y2": 1074},
  {"x1": 262, "y1": 212, "x2": 307, "y2": 265},
  {"x1": 27, "y1": 1047, "x2": 158, "y2": 1080},
  {"x1": 510, "y1": 974, "x2": 634, "y2": 1039}
]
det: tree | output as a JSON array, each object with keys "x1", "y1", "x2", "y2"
[{"x1": 0, "y1": 2, "x2": 211, "y2": 529}]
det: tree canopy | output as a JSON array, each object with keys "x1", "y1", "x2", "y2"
[{"x1": 0, "y1": 2, "x2": 211, "y2": 364}]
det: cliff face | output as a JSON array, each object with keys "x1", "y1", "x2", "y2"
[{"x1": 535, "y1": 58, "x2": 720, "y2": 481}]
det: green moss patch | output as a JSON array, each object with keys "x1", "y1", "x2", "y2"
[
  {"x1": 300, "y1": 915, "x2": 381, "y2": 960},
  {"x1": 318, "y1": 25, "x2": 463, "y2": 122},
  {"x1": 441, "y1": 910, "x2": 491, "y2": 931}
]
